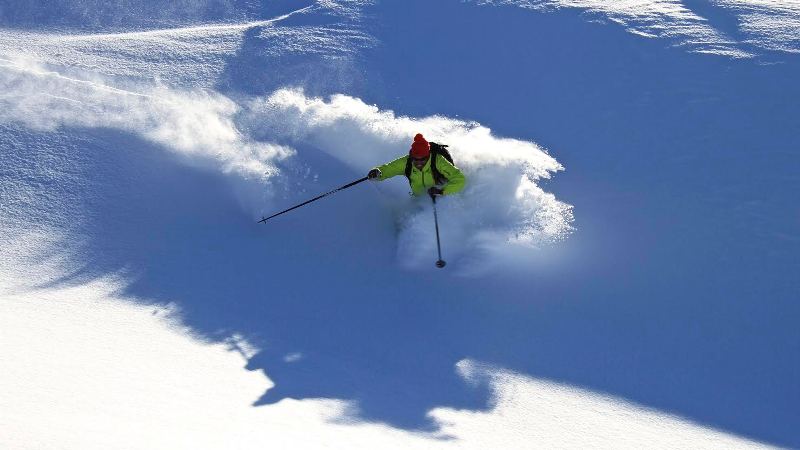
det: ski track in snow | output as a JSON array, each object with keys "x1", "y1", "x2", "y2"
[{"x1": 470, "y1": 0, "x2": 800, "y2": 56}]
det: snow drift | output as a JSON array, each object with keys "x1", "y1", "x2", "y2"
[{"x1": 471, "y1": 0, "x2": 800, "y2": 56}]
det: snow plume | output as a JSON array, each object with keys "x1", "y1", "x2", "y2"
[
  {"x1": 245, "y1": 89, "x2": 574, "y2": 270},
  {"x1": 0, "y1": 55, "x2": 571, "y2": 268},
  {"x1": 0, "y1": 57, "x2": 292, "y2": 180}
]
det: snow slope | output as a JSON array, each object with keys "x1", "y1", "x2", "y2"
[
  {"x1": 471, "y1": 0, "x2": 800, "y2": 56},
  {"x1": 2, "y1": 0, "x2": 798, "y2": 448},
  {"x1": 0, "y1": 238, "x2": 771, "y2": 449}
]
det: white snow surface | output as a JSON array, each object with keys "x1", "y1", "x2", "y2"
[
  {"x1": 0, "y1": 4, "x2": 373, "y2": 86},
  {"x1": 0, "y1": 236, "x2": 771, "y2": 450},
  {"x1": 0, "y1": 1, "x2": 790, "y2": 448},
  {"x1": 714, "y1": 0, "x2": 800, "y2": 53},
  {"x1": 472, "y1": 0, "x2": 800, "y2": 56}
]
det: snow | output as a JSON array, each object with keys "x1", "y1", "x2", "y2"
[
  {"x1": 473, "y1": 0, "x2": 751, "y2": 57},
  {"x1": 714, "y1": 0, "x2": 800, "y2": 53},
  {"x1": 0, "y1": 239, "x2": 770, "y2": 449},
  {"x1": 244, "y1": 88, "x2": 573, "y2": 264},
  {"x1": 472, "y1": 0, "x2": 800, "y2": 56},
  {"x1": 1, "y1": 0, "x2": 798, "y2": 448}
]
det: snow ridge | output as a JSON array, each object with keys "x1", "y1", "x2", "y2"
[{"x1": 471, "y1": 0, "x2": 800, "y2": 56}]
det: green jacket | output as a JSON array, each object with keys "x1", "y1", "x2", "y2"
[{"x1": 376, "y1": 154, "x2": 466, "y2": 196}]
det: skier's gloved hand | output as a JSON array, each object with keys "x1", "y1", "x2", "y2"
[
  {"x1": 428, "y1": 187, "x2": 444, "y2": 197},
  {"x1": 368, "y1": 168, "x2": 381, "y2": 180}
]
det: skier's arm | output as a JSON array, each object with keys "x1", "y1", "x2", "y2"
[
  {"x1": 437, "y1": 155, "x2": 466, "y2": 195},
  {"x1": 375, "y1": 156, "x2": 408, "y2": 180}
]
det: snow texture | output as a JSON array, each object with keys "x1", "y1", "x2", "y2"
[
  {"x1": 0, "y1": 238, "x2": 771, "y2": 449},
  {"x1": 472, "y1": 0, "x2": 800, "y2": 56},
  {"x1": 1, "y1": 0, "x2": 798, "y2": 448}
]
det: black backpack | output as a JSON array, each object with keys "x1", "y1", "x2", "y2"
[{"x1": 404, "y1": 142, "x2": 454, "y2": 186}]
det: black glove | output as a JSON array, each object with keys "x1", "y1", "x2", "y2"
[
  {"x1": 428, "y1": 187, "x2": 444, "y2": 197},
  {"x1": 368, "y1": 168, "x2": 381, "y2": 179}
]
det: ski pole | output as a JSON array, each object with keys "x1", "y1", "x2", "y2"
[
  {"x1": 258, "y1": 176, "x2": 369, "y2": 224},
  {"x1": 431, "y1": 195, "x2": 446, "y2": 268}
]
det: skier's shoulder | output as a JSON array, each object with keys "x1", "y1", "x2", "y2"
[
  {"x1": 433, "y1": 153, "x2": 462, "y2": 176},
  {"x1": 380, "y1": 154, "x2": 410, "y2": 167},
  {"x1": 377, "y1": 154, "x2": 410, "y2": 178},
  {"x1": 433, "y1": 152, "x2": 454, "y2": 166}
]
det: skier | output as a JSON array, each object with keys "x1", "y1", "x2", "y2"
[
  {"x1": 367, "y1": 133, "x2": 466, "y2": 197},
  {"x1": 260, "y1": 133, "x2": 460, "y2": 267}
]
